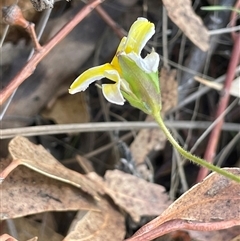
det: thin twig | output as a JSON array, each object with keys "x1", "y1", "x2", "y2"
[
  {"x1": 0, "y1": 8, "x2": 52, "y2": 120},
  {"x1": 0, "y1": 121, "x2": 239, "y2": 139},
  {"x1": 197, "y1": 7, "x2": 240, "y2": 181},
  {"x1": 95, "y1": 5, "x2": 125, "y2": 38},
  {"x1": 0, "y1": 0, "x2": 104, "y2": 105}
]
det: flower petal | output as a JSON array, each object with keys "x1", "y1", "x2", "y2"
[
  {"x1": 69, "y1": 63, "x2": 115, "y2": 94},
  {"x1": 111, "y1": 36, "x2": 127, "y2": 72},
  {"x1": 124, "y1": 51, "x2": 159, "y2": 73},
  {"x1": 102, "y1": 82, "x2": 125, "y2": 105},
  {"x1": 125, "y1": 17, "x2": 155, "y2": 55},
  {"x1": 102, "y1": 69, "x2": 125, "y2": 105}
]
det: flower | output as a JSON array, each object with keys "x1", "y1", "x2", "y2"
[{"x1": 69, "y1": 17, "x2": 161, "y2": 115}]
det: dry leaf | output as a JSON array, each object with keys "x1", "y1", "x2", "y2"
[
  {"x1": 2, "y1": 136, "x2": 99, "y2": 198},
  {"x1": 0, "y1": 234, "x2": 18, "y2": 241},
  {"x1": 126, "y1": 168, "x2": 240, "y2": 241},
  {"x1": 130, "y1": 119, "x2": 166, "y2": 167},
  {"x1": 63, "y1": 198, "x2": 125, "y2": 241},
  {"x1": 88, "y1": 170, "x2": 170, "y2": 223},
  {"x1": 231, "y1": 234, "x2": 240, "y2": 241},
  {"x1": 130, "y1": 68, "x2": 177, "y2": 171},
  {"x1": 75, "y1": 155, "x2": 95, "y2": 174},
  {"x1": 41, "y1": 90, "x2": 90, "y2": 124},
  {"x1": 189, "y1": 226, "x2": 240, "y2": 241},
  {"x1": 195, "y1": 76, "x2": 240, "y2": 98},
  {"x1": 160, "y1": 68, "x2": 178, "y2": 114},
  {"x1": 86, "y1": 172, "x2": 107, "y2": 195},
  {"x1": 0, "y1": 158, "x2": 98, "y2": 220},
  {"x1": 104, "y1": 170, "x2": 170, "y2": 222},
  {"x1": 1, "y1": 217, "x2": 63, "y2": 241},
  {"x1": 162, "y1": 0, "x2": 209, "y2": 51}
]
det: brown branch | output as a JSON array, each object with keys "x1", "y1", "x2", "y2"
[
  {"x1": 196, "y1": 3, "x2": 240, "y2": 181},
  {"x1": 0, "y1": 0, "x2": 104, "y2": 105},
  {"x1": 95, "y1": 5, "x2": 125, "y2": 39}
]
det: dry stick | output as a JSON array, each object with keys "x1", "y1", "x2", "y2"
[
  {"x1": 95, "y1": 5, "x2": 125, "y2": 39},
  {"x1": 197, "y1": 1, "x2": 240, "y2": 182},
  {"x1": 197, "y1": 34, "x2": 240, "y2": 182},
  {"x1": 0, "y1": 0, "x2": 104, "y2": 105},
  {"x1": 1, "y1": 121, "x2": 239, "y2": 139}
]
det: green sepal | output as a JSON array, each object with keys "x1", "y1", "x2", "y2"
[
  {"x1": 121, "y1": 91, "x2": 151, "y2": 115},
  {"x1": 118, "y1": 54, "x2": 161, "y2": 115}
]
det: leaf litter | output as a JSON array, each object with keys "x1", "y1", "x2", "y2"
[
  {"x1": 4, "y1": 136, "x2": 99, "y2": 199},
  {"x1": 1, "y1": 136, "x2": 170, "y2": 240},
  {"x1": 88, "y1": 170, "x2": 171, "y2": 222},
  {"x1": 125, "y1": 168, "x2": 240, "y2": 240},
  {"x1": 1, "y1": 0, "x2": 240, "y2": 240},
  {"x1": 0, "y1": 157, "x2": 98, "y2": 220}
]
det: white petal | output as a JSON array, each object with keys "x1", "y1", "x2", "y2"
[
  {"x1": 125, "y1": 51, "x2": 160, "y2": 73},
  {"x1": 102, "y1": 82, "x2": 125, "y2": 105},
  {"x1": 102, "y1": 69, "x2": 125, "y2": 105}
]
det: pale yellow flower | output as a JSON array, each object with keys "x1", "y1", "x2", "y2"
[{"x1": 69, "y1": 17, "x2": 161, "y2": 115}]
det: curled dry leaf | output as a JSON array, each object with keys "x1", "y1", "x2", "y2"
[
  {"x1": 126, "y1": 168, "x2": 240, "y2": 241},
  {"x1": 88, "y1": 170, "x2": 171, "y2": 222},
  {"x1": 0, "y1": 158, "x2": 98, "y2": 220},
  {"x1": 2, "y1": 136, "x2": 99, "y2": 199},
  {"x1": 162, "y1": 0, "x2": 209, "y2": 51},
  {"x1": 63, "y1": 198, "x2": 125, "y2": 241}
]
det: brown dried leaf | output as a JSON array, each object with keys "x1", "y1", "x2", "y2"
[
  {"x1": 1, "y1": 217, "x2": 63, "y2": 241},
  {"x1": 86, "y1": 172, "x2": 107, "y2": 195},
  {"x1": 63, "y1": 198, "x2": 125, "y2": 241},
  {"x1": 162, "y1": 0, "x2": 209, "y2": 51},
  {"x1": 130, "y1": 118, "x2": 166, "y2": 167},
  {"x1": 130, "y1": 68, "x2": 177, "y2": 171},
  {"x1": 41, "y1": 90, "x2": 90, "y2": 124},
  {"x1": 75, "y1": 155, "x2": 95, "y2": 174},
  {"x1": 160, "y1": 68, "x2": 178, "y2": 114},
  {"x1": 103, "y1": 170, "x2": 170, "y2": 222},
  {"x1": 4, "y1": 136, "x2": 98, "y2": 198},
  {"x1": 0, "y1": 234, "x2": 18, "y2": 241},
  {"x1": 0, "y1": 158, "x2": 98, "y2": 220},
  {"x1": 231, "y1": 234, "x2": 240, "y2": 241},
  {"x1": 189, "y1": 226, "x2": 240, "y2": 241},
  {"x1": 126, "y1": 168, "x2": 240, "y2": 241}
]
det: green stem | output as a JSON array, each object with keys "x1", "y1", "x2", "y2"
[{"x1": 153, "y1": 113, "x2": 240, "y2": 183}]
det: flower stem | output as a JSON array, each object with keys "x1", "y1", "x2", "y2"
[{"x1": 153, "y1": 113, "x2": 240, "y2": 183}]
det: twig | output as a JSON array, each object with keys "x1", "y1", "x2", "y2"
[
  {"x1": 197, "y1": 2, "x2": 240, "y2": 182},
  {"x1": 0, "y1": 8, "x2": 52, "y2": 120},
  {"x1": 0, "y1": 0, "x2": 104, "y2": 105},
  {"x1": 2, "y1": 4, "x2": 41, "y2": 51},
  {"x1": 0, "y1": 121, "x2": 239, "y2": 139},
  {"x1": 95, "y1": 5, "x2": 125, "y2": 38}
]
